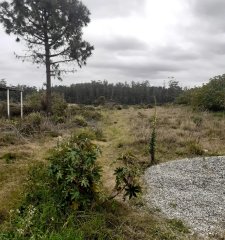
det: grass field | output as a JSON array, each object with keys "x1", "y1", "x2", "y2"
[{"x1": 1, "y1": 105, "x2": 224, "y2": 239}]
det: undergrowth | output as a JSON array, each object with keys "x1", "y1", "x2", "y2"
[{"x1": 0, "y1": 134, "x2": 141, "y2": 239}]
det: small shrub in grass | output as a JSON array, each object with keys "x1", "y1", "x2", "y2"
[
  {"x1": 0, "y1": 153, "x2": 17, "y2": 164},
  {"x1": 82, "y1": 110, "x2": 102, "y2": 121},
  {"x1": 74, "y1": 127, "x2": 105, "y2": 141},
  {"x1": 25, "y1": 112, "x2": 42, "y2": 127},
  {"x1": 51, "y1": 115, "x2": 65, "y2": 124},
  {"x1": 187, "y1": 140, "x2": 204, "y2": 155},
  {"x1": 111, "y1": 152, "x2": 141, "y2": 200},
  {"x1": 0, "y1": 134, "x2": 18, "y2": 146},
  {"x1": 74, "y1": 128, "x2": 97, "y2": 140},
  {"x1": 168, "y1": 219, "x2": 190, "y2": 234},
  {"x1": 18, "y1": 112, "x2": 42, "y2": 135},
  {"x1": 93, "y1": 127, "x2": 105, "y2": 141},
  {"x1": 191, "y1": 116, "x2": 203, "y2": 127},
  {"x1": 72, "y1": 115, "x2": 88, "y2": 127}
]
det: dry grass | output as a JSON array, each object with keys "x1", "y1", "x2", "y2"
[
  {"x1": 0, "y1": 137, "x2": 59, "y2": 224},
  {"x1": 100, "y1": 105, "x2": 225, "y2": 166}
]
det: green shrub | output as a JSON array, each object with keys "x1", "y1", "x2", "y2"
[
  {"x1": 26, "y1": 92, "x2": 67, "y2": 115},
  {"x1": 177, "y1": 74, "x2": 225, "y2": 111},
  {"x1": 47, "y1": 135, "x2": 102, "y2": 210}
]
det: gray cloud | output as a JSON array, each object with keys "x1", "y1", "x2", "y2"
[
  {"x1": 82, "y1": 0, "x2": 145, "y2": 18},
  {"x1": 191, "y1": 0, "x2": 225, "y2": 33},
  {"x1": 95, "y1": 36, "x2": 148, "y2": 52}
]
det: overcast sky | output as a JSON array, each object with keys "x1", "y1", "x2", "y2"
[{"x1": 1, "y1": 0, "x2": 225, "y2": 88}]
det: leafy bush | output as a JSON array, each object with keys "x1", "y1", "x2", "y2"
[
  {"x1": 47, "y1": 135, "x2": 102, "y2": 210},
  {"x1": 111, "y1": 152, "x2": 141, "y2": 200}
]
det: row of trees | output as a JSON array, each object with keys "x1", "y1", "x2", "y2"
[
  {"x1": 53, "y1": 80, "x2": 183, "y2": 105},
  {"x1": 0, "y1": 79, "x2": 183, "y2": 105}
]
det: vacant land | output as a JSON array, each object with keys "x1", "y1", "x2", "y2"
[{"x1": 1, "y1": 105, "x2": 224, "y2": 239}]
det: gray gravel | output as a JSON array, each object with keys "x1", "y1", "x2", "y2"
[{"x1": 144, "y1": 156, "x2": 225, "y2": 238}]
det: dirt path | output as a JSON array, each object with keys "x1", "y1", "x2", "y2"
[{"x1": 96, "y1": 109, "x2": 135, "y2": 192}]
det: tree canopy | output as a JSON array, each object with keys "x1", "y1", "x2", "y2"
[{"x1": 0, "y1": 0, "x2": 94, "y2": 112}]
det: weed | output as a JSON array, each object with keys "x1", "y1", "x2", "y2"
[
  {"x1": 168, "y1": 219, "x2": 190, "y2": 234},
  {"x1": 188, "y1": 140, "x2": 204, "y2": 155},
  {"x1": 191, "y1": 116, "x2": 203, "y2": 128},
  {"x1": 117, "y1": 142, "x2": 124, "y2": 148},
  {"x1": 1, "y1": 153, "x2": 17, "y2": 164},
  {"x1": 149, "y1": 100, "x2": 157, "y2": 165}
]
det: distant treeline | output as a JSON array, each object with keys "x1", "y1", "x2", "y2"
[
  {"x1": 53, "y1": 80, "x2": 183, "y2": 105},
  {"x1": 0, "y1": 79, "x2": 183, "y2": 105}
]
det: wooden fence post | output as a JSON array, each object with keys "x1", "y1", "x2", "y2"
[
  {"x1": 7, "y1": 88, "x2": 10, "y2": 119},
  {"x1": 20, "y1": 90, "x2": 23, "y2": 119}
]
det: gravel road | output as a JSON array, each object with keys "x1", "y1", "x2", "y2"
[{"x1": 144, "y1": 156, "x2": 225, "y2": 238}]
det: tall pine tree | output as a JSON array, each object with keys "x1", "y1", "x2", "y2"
[{"x1": 0, "y1": 0, "x2": 93, "y2": 112}]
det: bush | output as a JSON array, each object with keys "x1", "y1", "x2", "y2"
[
  {"x1": 18, "y1": 112, "x2": 42, "y2": 135},
  {"x1": 47, "y1": 135, "x2": 102, "y2": 211},
  {"x1": 26, "y1": 92, "x2": 67, "y2": 115}
]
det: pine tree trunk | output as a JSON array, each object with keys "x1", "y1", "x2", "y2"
[
  {"x1": 44, "y1": 22, "x2": 51, "y2": 114},
  {"x1": 45, "y1": 51, "x2": 51, "y2": 114}
]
